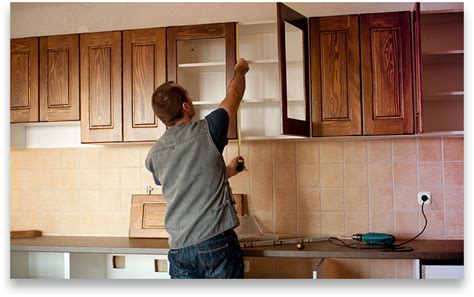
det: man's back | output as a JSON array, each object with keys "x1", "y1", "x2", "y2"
[{"x1": 146, "y1": 118, "x2": 239, "y2": 249}]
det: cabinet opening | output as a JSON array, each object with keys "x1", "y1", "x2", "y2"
[
  {"x1": 154, "y1": 259, "x2": 168, "y2": 272},
  {"x1": 112, "y1": 255, "x2": 125, "y2": 269}
]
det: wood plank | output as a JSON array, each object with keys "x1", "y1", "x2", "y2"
[{"x1": 11, "y1": 230, "x2": 42, "y2": 239}]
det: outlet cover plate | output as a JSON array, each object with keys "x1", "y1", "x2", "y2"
[{"x1": 418, "y1": 191, "x2": 432, "y2": 205}]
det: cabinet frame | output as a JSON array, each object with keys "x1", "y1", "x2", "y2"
[{"x1": 166, "y1": 22, "x2": 237, "y2": 139}]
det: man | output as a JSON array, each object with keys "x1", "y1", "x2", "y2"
[{"x1": 145, "y1": 58, "x2": 249, "y2": 279}]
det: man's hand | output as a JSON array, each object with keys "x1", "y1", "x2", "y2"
[
  {"x1": 226, "y1": 156, "x2": 246, "y2": 178},
  {"x1": 234, "y1": 58, "x2": 249, "y2": 75}
]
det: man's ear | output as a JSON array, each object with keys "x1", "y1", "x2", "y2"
[{"x1": 182, "y1": 101, "x2": 191, "y2": 113}]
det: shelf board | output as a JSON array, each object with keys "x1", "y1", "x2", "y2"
[
  {"x1": 422, "y1": 50, "x2": 463, "y2": 64},
  {"x1": 178, "y1": 62, "x2": 226, "y2": 68},
  {"x1": 424, "y1": 91, "x2": 464, "y2": 101},
  {"x1": 192, "y1": 101, "x2": 220, "y2": 106}
]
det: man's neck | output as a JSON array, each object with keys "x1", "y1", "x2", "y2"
[{"x1": 169, "y1": 116, "x2": 192, "y2": 128}]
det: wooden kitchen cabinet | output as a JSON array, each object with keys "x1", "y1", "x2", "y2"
[
  {"x1": 167, "y1": 22, "x2": 237, "y2": 139},
  {"x1": 10, "y1": 37, "x2": 39, "y2": 123},
  {"x1": 360, "y1": 12, "x2": 414, "y2": 135},
  {"x1": 123, "y1": 28, "x2": 167, "y2": 142},
  {"x1": 11, "y1": 35, "x2": 80, "y2": 123},
  {"x1": 311, "y1": 12, "x2": 414, "y2": 136},
  {"x1": 80, "y1": 31, "x2": 122, "y2": 143},
  {"x1": 310, "y1": 15, "x2": 361, "y2": 136},
  {"x1": 39, "y1": 34, "x2": 80, "y2": 122}
]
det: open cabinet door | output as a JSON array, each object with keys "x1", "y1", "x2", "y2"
[
  {"x1": 413, "y1": 2, "x2": 424, "y2": 133},
  {"x1": 277, "y1": 2, "x2": 311, "y2": 137}
]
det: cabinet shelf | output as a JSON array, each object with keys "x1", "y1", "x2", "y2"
[
  {"x1": 424, "y1": 91, "x2": 464, "y2": 101},
  {"x1": 178, "y1": 62, "x2": 226, "y2": 68},
  {"x1": 192, "y1": 98, "x2": 304, "y2": 107},
  {"x1": 422, "y1": 50, "x2": 463, "y2": 64}
]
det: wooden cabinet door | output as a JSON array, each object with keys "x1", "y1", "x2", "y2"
[
  {"x1": 361, "y1": 12, "x2": 414, "y2": 135},
  {"x1": 39, "y1": 34, "x2": 79, "y2": 122},
  {"x1": 167, "y1": 22, "x2": 237, "y2": 139},
  {"x1": 11, "y1": 37, "x2": 39, "y2": 123},
  {"x1": 80, "y1": 31, "x2": 122, "y2": 143},
  {"x1": 277, "y1": 3, "x2": 311, "y2": 137},
  {"x1": 123, "y1": 28, "x2": 167, "y2": 142},
  {"x1": 310, "y1": 15, "x2": 361, "y2": 136}
]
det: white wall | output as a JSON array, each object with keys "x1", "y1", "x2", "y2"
[{"x1": 10, "y1": 2, "x2": 463, "y2": 38}]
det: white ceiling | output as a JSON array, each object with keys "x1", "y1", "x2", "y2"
[{"x1": 10, "y1": 2, "x2": 464, "y2": 38}]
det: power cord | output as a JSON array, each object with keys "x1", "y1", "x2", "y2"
[{"x1": 328, "y1": 197, "x2": 429, "y2": 252}]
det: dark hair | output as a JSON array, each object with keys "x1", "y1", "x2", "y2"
[{"x1": 151, "y1": 81, "x2": 188, "y2": 126}]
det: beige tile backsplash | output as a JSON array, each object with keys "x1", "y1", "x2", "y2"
[{"x1": 10, "y1": 136, "x2": 464, "y2": 278}]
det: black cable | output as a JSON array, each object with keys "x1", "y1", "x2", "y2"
[{"x1": 327, "y1": 200, "x2": 428, "y2": 252}]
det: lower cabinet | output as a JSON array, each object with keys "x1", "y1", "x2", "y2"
[{"x1": 10, "y1": 252, "x2": 170, "y2": 279}]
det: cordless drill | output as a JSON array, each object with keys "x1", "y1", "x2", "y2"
[{"x1": 352, "y1": 232, "x2": 396, "y2": 246}]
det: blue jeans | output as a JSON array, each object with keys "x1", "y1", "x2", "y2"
[{"x1": 168, "y1": 229, "x2": 244, "y2": 279}]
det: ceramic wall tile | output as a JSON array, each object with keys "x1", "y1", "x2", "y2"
[
  {"x1": 320, "y1": 141, "x2": 343, "y2": 163},
  {"x1": 443, "y1": 137, "x2": 463, "y2": 161}
]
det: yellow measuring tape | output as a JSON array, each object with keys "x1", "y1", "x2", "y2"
[{"x1": 236, "y1": 23, "x2": 242, "y2": 157}]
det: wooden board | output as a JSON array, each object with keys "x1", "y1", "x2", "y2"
[
  {"x1": 11, "y1": 230, "x2": 42, "y2": 239},
  {"x1": 129, "y1": 194, "x2": 244, "y2": 238},
  {"x1": 129, "y1": 194, "x2": 169, "y2": 238}
]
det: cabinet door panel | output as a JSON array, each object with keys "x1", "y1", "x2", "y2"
[
  {"x1": 80, "y1": 32, "x2": 122, "y2": 143},
  {"x1": 10, "y1": 38, "x2": 39, "y2": 123},
  {"x1": 361, "y1": 12, "x2": 414, "y2": 135},
  {"x1": 39, "y1": 34, "x2": 79, "y2": 122},
  {"x1": 311, "y1": 15, "x2": 361, "y2": 136},
  {"x1": 123, "y1": 28, "x2": 167, "y2": 142}
]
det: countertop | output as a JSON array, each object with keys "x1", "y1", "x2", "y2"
[{"x1": 11, "y1": 236, "x2": 464, "y2": 260}]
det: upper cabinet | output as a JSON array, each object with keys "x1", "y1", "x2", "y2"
[
  {"x1": 11, "y1": 35, "x2": 80, "y2": 123},
  {"x1": 80, "y1": 29, "x2": 167, "y2": 143},
  {"x1": 39, "y1": 34, "x2": 80, "y2": 122},
  {"x1": 123, "y1": 28, "x2": 167, "y2": 142},
  {"x1": 11, "y1": 38, "x2": 39, "y2": 123},
  {"x1": 311, "y1": 11, "x2": 414, "y2": 136},
  {"x1": 166, "y1": 22, "x2": 237, "y2": 139},
  {"x1": 80, "y1": 31, "x2": 122, "y2": 143},
  {"x1": 416, "y1": 8, "x2": 463, "y2": 133}
]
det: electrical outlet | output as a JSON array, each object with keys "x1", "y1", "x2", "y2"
[{"x1": 418, "y1": 191, "x2": 432, "y2": 205}]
